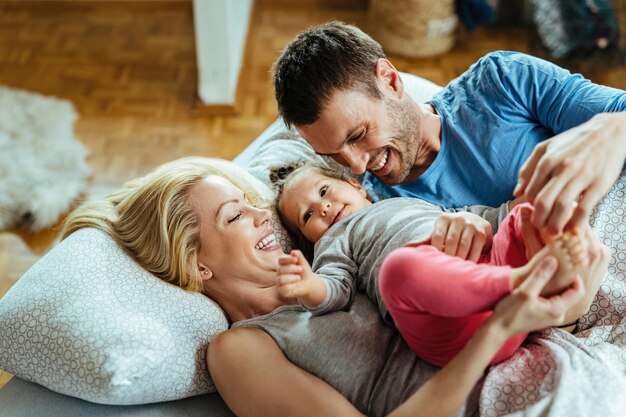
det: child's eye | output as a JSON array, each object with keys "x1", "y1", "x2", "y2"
[
  {"x1": 303, "y1": 210, "x2": 312, "y2": 223},
  {"x1": 228, "y1": 213, "x2": 242, "y2": 223},
  {"x1": 320, "y1": 185, "x2": 328, "y2": 197}
]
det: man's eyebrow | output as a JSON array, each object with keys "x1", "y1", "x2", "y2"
[{"x1": 314, "y1": 124, "x2": 363, "y2": 157}]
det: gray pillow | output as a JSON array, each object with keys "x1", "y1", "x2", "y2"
[{"x1": 0, "y1": 228, "x2": 228, "y2": 405}]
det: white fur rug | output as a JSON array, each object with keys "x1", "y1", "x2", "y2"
[{"x1": 0, "y1": 86, "x2": 90, "y2": 231}]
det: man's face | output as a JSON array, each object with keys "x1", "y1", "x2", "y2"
[{"x1": 296, "y1": 89, "x2": 422, "y2": 185}]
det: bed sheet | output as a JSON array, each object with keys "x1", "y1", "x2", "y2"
[{"x1": 476, "y1": 168, "x2": 626, "y2": 416}]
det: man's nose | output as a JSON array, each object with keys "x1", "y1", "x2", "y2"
[{"x1": 340, "y1": 150, "x2": 369, "y2": 175}]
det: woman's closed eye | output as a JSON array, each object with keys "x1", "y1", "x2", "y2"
[{"x1": 228, "y1": 212, "x2": 242, "y2": 223}]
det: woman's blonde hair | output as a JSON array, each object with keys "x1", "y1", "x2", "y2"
[{"x1": 61, "y1": 157, "x2": 269, "y2": 293}]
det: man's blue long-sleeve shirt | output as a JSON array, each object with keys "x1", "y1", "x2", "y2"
[{"x1": 363, "y1": 51, "x2": 626, "y2": 207}]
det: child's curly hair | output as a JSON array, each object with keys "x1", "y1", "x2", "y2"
[{"x1": 269, "y1": 161, "x2": 349, "y2": 261}]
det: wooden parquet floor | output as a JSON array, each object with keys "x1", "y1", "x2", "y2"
[{"x1": 0, "y1": 0, "x2": 624, "y2": 387}]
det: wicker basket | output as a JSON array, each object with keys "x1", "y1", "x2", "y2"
[{"x1": 368, "y1": 0, "x2": 458, "y2": 58}]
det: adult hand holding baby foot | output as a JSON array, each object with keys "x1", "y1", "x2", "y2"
[
  {"x1": 560, "y1": 224, "x2": 611, "y2": 327},
  {"x1": 276, "y1": 250, "x2": 327, "y2": 307},
  {"x1": 491, "y1": 256, "x2": 586, "y2": 336}
]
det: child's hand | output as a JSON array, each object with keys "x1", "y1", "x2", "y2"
[
  {"x1": 431, "y1": 212, "x2": 493, "y2": 262},
  {"x1": 276, "y1": 250, "x2": 327, "y2": 307}
]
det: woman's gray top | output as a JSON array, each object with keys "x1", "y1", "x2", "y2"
[{"x1": 233, "y1": 293, "x2": 474, "y2": 417}]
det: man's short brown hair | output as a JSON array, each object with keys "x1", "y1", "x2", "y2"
[{"x1": 273, "y1": 21, "x2": 385, "y2": 128}]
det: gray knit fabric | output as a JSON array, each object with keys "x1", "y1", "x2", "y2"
[
  {"x1": 308, "y1": 197, "x2": 509, "y2": 322},
  {"x1": 233, "y1": 294, "x2": 459, "y2": 417}
]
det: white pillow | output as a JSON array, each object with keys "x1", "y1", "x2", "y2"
[{"x1": 0, "y1": 227, "x2": 228, "y2": 405}]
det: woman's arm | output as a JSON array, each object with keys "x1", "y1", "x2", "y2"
[
  {"x1": 389, "y1": 319, "x2": 506, "y2": 417},
  {"x1": 208, "y1": 327, "x2": 364, "y2": 417},
  {"x1": 389, "y1": 256, "x2": 585, "y2": 417},
  {"x1": 209, "y1": 258, "x2": 585, "y2": 417}
]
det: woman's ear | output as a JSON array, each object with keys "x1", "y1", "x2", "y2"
[
  {"x1": 347, "y1": 177, "x2": 367, "y2": 198},
  {"x1": 198, "y1": 263, "x2": 213, "y2": 281},
  {"x1": 375, "y1": 58, "x2": 405, "y2": 99}
]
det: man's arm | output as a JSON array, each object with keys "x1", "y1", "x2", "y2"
[
  {"x1": 515, "y1": 111, "x2": 626, "y2": 235},
  {"x1": 208, "y1": 327, "x2": 365, "y2": 417},
  {"x1": 479, "y1": 52, "x2": 626, "y2": 235}
]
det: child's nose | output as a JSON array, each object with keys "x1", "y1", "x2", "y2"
[{"x1": 319, "y1": 201, "x2": 331, "y2": 216}]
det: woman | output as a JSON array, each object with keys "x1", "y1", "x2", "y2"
[{"x1": 61, "y1": 157, "x2": 602, "y2": 417}]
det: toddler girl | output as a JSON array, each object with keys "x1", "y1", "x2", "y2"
[{"x1": 271, "y1": 162, "x2": 587, "y2": 366}]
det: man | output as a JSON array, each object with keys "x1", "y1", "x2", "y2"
[
  {"x1": 208, "y1": 23, "x2": 616, "y2": 417},
  {"x1": 273, "y1": 22, "x2": 626, "y2": 237}
]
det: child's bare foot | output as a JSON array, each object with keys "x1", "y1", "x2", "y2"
[{"x1": 511, "y1": 233, "x2": 588, "y2": 296}]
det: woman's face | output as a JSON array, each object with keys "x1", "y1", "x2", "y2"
[{"x1": 190, "y1": 175, "x2": 282, "y2": 287}]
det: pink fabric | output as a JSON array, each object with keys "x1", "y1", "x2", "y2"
[{"x1": 379, "y1": 204, "x2": 531, "y2": 367}]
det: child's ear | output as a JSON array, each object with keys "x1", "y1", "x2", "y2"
[{"x1": 347, "y1": 177, "x2": 367, "y2": 197}]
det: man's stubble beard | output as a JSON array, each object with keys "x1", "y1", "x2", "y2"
[{"x1": 380, "y1": 97, "x2": 422, "y2": 185}]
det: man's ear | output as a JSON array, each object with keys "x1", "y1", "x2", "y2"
[
  {"x1": 375, "y1": 58, "x2": 405, "y2": 99},
  {"x1": 347, "y1": 177, "x2": 367, "y2": 197},
  {"x1": 198, "y1": 263, "x2": 214, "y2": 281}
]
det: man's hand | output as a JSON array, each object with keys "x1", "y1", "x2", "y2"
[
  {"x1": 276, "y1": 250, "x2": 327, "y2": 307},
  {"x1": 430, "y1": 212, "x2": 493, "y2": 262},
  {"x1": 514, "y1": 112, "x2": 626, "y2": 236}
]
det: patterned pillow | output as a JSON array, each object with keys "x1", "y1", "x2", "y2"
[{"x1": 0, "y1": 228, "x2": 228, "y2": 404}]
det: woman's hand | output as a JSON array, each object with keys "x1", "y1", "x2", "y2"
[
  {"x1": 490, "y1": 256, "x2": 586, "y2": 336},
  {"x1": 560, "y1": 224, "x2": 610, "y2": 326},
  {"x1": 276, "y1": 250, "x2": 327, "y2": 307},
  {"x1": 430, "y1": 212, "x2": 492, "y2": 262},
  {"x1": 514, "y1": 112, "x2": 626, "y2": 237}
]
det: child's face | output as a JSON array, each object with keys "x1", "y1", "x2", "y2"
[{"x1": 279, "y1": 169, "x2": 372, "y2": 243}]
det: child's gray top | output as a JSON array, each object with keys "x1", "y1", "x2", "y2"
[{"x1": 309, "y1": 197, "x2": 508, "y2": 322}]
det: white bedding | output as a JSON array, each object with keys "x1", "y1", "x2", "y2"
[{"x1": 478, "y1": 168, "x2": 626, "y2": 416}]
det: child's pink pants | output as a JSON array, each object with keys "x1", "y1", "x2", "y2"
[{"x1": 379, "y1": 204, "x2": 532, "y2": 367}]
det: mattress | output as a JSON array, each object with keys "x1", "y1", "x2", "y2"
[{"x1": 0, "y1": 377, "x2": 235, "y2": 417}]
